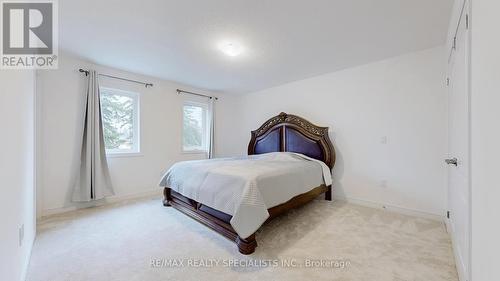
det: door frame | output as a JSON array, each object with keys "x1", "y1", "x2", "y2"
[{"x1": 445, "y1": 1, "x2": 472, "y2": 281}]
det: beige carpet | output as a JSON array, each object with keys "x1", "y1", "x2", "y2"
[{"x1": 27, "y1": 197, "x2": 458, "y2": 281}]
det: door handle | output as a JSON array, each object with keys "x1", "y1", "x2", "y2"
[{"x1": 445, "y1": 158, "x2": 458, "y2": 166}]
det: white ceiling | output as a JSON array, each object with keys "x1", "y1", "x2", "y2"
[{"x1": 60, "y1": 0, "x2": 453, "y2": 94}]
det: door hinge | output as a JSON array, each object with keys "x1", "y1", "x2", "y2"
[
  {"x1": 447, "y1": 211, "x2": 450, "y2": 219},
  {"x1": 466, "y1": 14, "x2": 469, "y2": 29},
  {"x1": 446, "y1": 78, "x2": 450, "y2": 87}
]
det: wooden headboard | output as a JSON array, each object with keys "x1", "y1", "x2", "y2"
[{"x1": 248, "y1": 112, "x2": 336, "y2": 169}]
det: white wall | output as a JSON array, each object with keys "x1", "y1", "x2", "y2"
[
  {"x1": 219, "y1": 47, "x2": 448, "y2": 217},
  {"x1": 38, "y1": 52, "x2": 238, "y2": 215},
  {"x1": 39, "y1": 48, "x2": 448, "y2": 218},
  {"x1": 0, "y1": 70, "x2": 36, "y2": 281},
  {"x1": 470, "y1": 0, "x2": 500, "y2": 280}
]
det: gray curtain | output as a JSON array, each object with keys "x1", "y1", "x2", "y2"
[
  {"x1": 73, "y1": 70, "x2": 114, "y2": 202},
  {"x1": 208, "y1": 98, "x2": 216, "y2": 159}
]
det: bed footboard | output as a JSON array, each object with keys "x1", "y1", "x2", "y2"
[
  {"x1": 162, "y1": 184, "x2": 330, "y2": 255},
  {"x1": 163, "y1": 187, "x2": 257, "y2": 254}
]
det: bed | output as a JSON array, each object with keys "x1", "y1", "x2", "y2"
[{"x1": 159, "y1": 112, "x2": 336, "y2": 254}]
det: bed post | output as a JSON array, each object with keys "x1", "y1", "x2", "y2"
[
  {"x1": 325, "y1": 185, "x2": 332, "y2": 201},
  {"x1": 236, "y1": 234, "x2": 257, "y2": 255},
  {"x1": 163, "y1": 187, "x2": 172, "y2": 207}
]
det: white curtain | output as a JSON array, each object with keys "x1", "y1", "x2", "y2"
[
  {"x1": 208, "y1": 97, "x2": 216, "y2": 159},
  {"x1": 72, "y1": 70, "x2": 114, "y2": 202}
]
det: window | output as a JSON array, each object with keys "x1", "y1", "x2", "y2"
[
  {"x1": 100, "y1": 88, "x2": 140, "y2": 155},
  {"x1": 182, "y1": 101, "x2": 209, "y2": 152}
]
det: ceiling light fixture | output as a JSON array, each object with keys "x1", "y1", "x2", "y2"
[{"x1": 219, "y1": 42, "x2": 243, "y2": 57}]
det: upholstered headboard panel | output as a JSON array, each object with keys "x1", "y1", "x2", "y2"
[
  {"x1": 248, "y1": 112, "x2": 335, "y2": 169},
  {"x1": 254, "y1": 127, "x2": 281, "y2": 154}
]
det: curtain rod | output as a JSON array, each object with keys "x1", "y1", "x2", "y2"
[
  {"x1": 79, "y1": 69, "x2": 153, "y2": 88},
  {"x1": 177, "y1": 89, "x2": 218, "y2": 100}
]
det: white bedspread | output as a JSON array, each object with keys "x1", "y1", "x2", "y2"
[{"x1": 159, "y1": 152, "x2": 332, "y2": 239}]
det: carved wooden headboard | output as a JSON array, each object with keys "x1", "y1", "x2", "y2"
[{"x1": 248, "y1": 112, "x2": 336, "y2": 169}]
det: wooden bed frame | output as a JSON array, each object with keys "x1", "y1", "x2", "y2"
[{"x1": 162, "y1": 112, "x2": 336, "y2": 254}]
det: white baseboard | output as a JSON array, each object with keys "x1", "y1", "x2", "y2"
[
  {"x1": 445, "y1": 218, "x2": 468, "y2": 281},
  {"x1": 334, "y1": 196, "x2": 445, "y2": 222},
  {"x1": 21, "y1": 237, "x2": 35, "y2": 281},
  {"x1": 41, "y1": 190, "x2": 444, "y2": 222},
  {"x1": 40, "y1": 189, "x2": 162, "y2": 217}
]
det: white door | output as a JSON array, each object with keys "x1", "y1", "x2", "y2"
[{"x1": 447, "y1": 2, "x2": 470, "y2": 281}]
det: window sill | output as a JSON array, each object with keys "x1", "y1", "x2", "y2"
[
  {"x1": 182, "y1": 150, "x2": 208, "y2": 155},
  {"x1": 106, "y1": 152, "x2": 144, "y2": 158}
]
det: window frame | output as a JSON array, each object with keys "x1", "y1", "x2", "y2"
[
  {"x1": 100, "y1": 87, "x2": 141, "y2": 157},
  {"x1": 182, "y1": 100, "x2": 209, "y2": 154}
]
